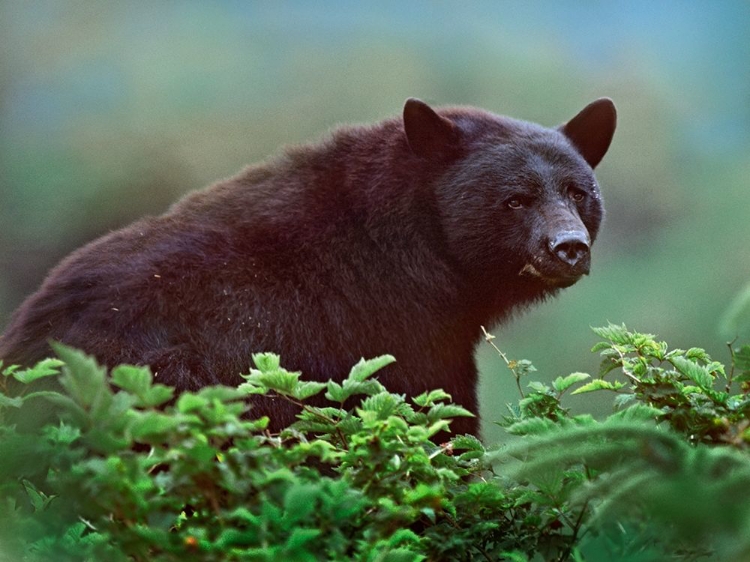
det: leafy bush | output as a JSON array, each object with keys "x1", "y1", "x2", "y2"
[{"x1": 1, "y1": 324, "x2": 749, "y2": 561}]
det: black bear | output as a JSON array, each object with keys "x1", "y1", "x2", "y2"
[{"x1": 0, "y1": 98, "x2": 616, "y2": 436}]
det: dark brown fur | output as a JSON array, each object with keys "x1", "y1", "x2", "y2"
[{"x1": 0, "y1": 99, "x2": 616, "y2": 436}]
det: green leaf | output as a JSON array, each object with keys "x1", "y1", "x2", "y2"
[
  {"x1": 129, "y1": 411, "x2": 182, "y2": 442},
  {"x1": 670, "y1": 356, "x2": 713, "y2": 390},
  {"x1": 552, "y1": 372, "x2": 590, "y2": 394},
  {"x1": 284, "y1": 527, "x2": 322, "y2": 552},
  {"x1": 613, "y1": 393, "x2": 637, "y2": 409},
  {"x1": 252, "y1": 352, "x2": 281, "y2": 372},
  {"x1": 1, "y1": 362, "x2": 20, "y2": 376},
  {"x1": 451, "y1": 433, "x2": 485, "y2": 452},
  {"x1": 425, "y1": 420, "x2": 451, "y2": 438},
  {"x1": 245, "y1": 369, "x2": 302, "y2": 395},
  {"x1": 510, "y1": 359, "x2": 537, "y2": 377},
  {"x1": 283, "y1": 483, "x2": 320, "y2": 523},
  {"x1": 35, "y1": 392, "x2": 89, "y2": 425},
  {"x1": 499, "y1": 552, "x2": 529, "y2": 562},
  {"x1": 11, "y1": 358, "x2": 64, "y2": 384},
  {"x1": 22, "y1": 479, "x2": 55, "y2": 511},
  {"x1": 325, "y1": 379, "x2": 383, "y2": 403},
  {"x1": 378, "y1": 550, "x2": 425, "y2": 562},
  {"x1": 571, "y1": 379, "x2": 626, "y2": 395},
  {"x1": 42, "y1": 422, "x2": 81, "y2": 445},
  {"x1": 527, "y1": 381, "x2": 551, "y2": 394},
  {"x1": 685, "y1": 347, "x2": 711, "y2": 362},
  {"x1": 347, "y1": 355, "x2": 396, "y2": 382},
  {"x1": 734, "y1": 345, "x2": 750, "y2": 371},
  {"x1": 52, "y1": 343, "x2": 109, "y2": 408},
  {"x1": 426, "y1": 403, "x2": 474, "y2": 422},
  {"x1": 215, "y1": 528, "x2": 254, "y2": 549},
  {"x1": 609, "y1": 404, "x2": 662, "y2": 422},
  {"x1": 591, "y1": 323, "x2": 630, "y2": 344},
  {"x1": 0, "y1": 394, "x2": 23, "y2": 409},
  {"x1": 291, "y1": 380, "x2": 326, "y2": 400},
  {"x1": 111, "y1": 364, "x2": 173, "y2": 407},
  {"x1": 591, "y1": 341, "x2": 612, "y2": 353},
  {"x1": 176, "y1": 393, "x2": 209, "y2": 413},
  {"x1": 413, "y1": 389, "x2": 452, "y2": 407},
  {"x1": 506, "y1": 417, "x2": 558, "y2": 436}
]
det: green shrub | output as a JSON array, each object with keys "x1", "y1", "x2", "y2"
[{"x1": 1, "y1": 324, "x2": 749, "y2": 561}]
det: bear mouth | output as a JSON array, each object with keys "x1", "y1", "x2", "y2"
[{"x1": 519, "y1": 263, "x2": 586, "y2": 288}]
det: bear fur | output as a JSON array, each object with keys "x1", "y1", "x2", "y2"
[{"x1": 0, "y1": 98, "x2": 616, "y2": 436}]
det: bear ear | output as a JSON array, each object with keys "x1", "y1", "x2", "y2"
[
  {"x1": 403, "y1": 98, "x2": 459, "y2": 158},
  {"x1": 560, "y1": 98, "x2": 617, "y2": 169}
]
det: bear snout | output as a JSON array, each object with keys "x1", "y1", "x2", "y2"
[{"x1": 548, "y1": 230, "x2": 591, "y2": 271}]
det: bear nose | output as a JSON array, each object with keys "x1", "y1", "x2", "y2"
[{"x1": 549, "y1": 231, "x2": 590, "y2": 268}]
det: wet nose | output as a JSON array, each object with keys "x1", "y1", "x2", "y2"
[{"x1": 549, "y1": 231, "x2": 590, "y2": 268}]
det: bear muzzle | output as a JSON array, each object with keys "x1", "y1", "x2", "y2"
[
  {"x1": 520, "y1": 230, "x2": 591, "y2": 288},
  {"x1": 548, "y1": 230, "x2": 591, "y2": 270}
]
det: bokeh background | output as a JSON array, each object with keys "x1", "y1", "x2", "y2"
[{"x1": 1, "y1": 1, "x2": 749, "y2": 443}]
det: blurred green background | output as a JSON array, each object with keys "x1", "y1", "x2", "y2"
[{"x1": 1, "y1": 2, "x2": 749, "y2": 443}]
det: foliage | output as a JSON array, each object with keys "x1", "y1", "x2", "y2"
[{"x1": 1, "y1": 324, "x2": 750, "y2": 561}]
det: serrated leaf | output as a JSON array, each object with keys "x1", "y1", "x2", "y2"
[
  {"x1": 591, "y1": 341, "x2": 611, "y2": 353},
  {"x1": 426, "y1": 403, "x2": 474, "y2": 422},
  {"x1": 506, "y1": 417, "x2": 558, "y2": 436},
  {"x1": 176, "y1": 393, "x2": 209, "y2": 413},
  {"x1": 413, "y1": 389, "x2": 452, "y2": 407},
  {"x1": 1, "y1": 362, "x2": 20, "y2": 376},
  {"x1": 195, "y1": 386, "x2": 246, "y2": 402},
  {"x1": 591, "y1": 323, "x2": 630, "y2": 344},
  {"x1": 571, "y1": 379, "x2": 625, "y2": 395},
  {"x1": 283, "y1": 483, "x2": 320, "y2": 523},
  {"x1": 597, "y1": 354, "x2": 622, "y2": 377},
  {"x1": 0, "y1": 394, "x2": 23, "y2": 409},
  {"x1": 42, "y1": 422, "x2": 81, "y2": 445},
  {"x1": 215, "y1": 528, "x2": 253, "y2": 549},
  {"x1": 552, "y1": 372, "x2": 590, "y2": 394},
  {"x1": 111, "y1": 364, "x2": 151, "y2": 392},
  {"x1": 284, "y1": 527, "x2": 321, "y2": 553},
  {"x1": 670, "y1": 356, "x2": 713, "y2": 390},
  {"x1": 251, "y1": 353, "x2": 281, "y2": 372},
  {"x1": 378, "y1": 550, "x2": 425, "y2": 562},
  {"x1": 111, "y1": 365, "x2": 174, "y2": 407},
  {"x1": 518, "y1": 393, "x2": 552, "y2": 410},
  {"x1": 324, "y1": 381, "x2": 345, "y2": 402},
  {"x1": 325, "y1": 379, "x2": 383, "y2": 403},
  {"x1": 129, "y1": 411, "x2": 182, "y2": 442},
  {"x1": 34, "y1": 392, "x2": 88, "y2": 426},
  {"x1": 291, "y1": 381, "x2": 326, "y2": 400},
  {"x1": 510, "y1": 359, "x2": 537, "y2": 377},
  {"x1": 246, "y1": 369, "x2": 302, "y2": 395},
  {"x1": 52, "y1": 343, "x2": 109, "y2": 408},
  {"x1": 609, "y1": 403, "x2": 662, "y2": 422},
  {"x1": 11, "y1": 358, "x2": 64, "y2": 384},
  {"x1": 451, "y1": 434, "x2": 484, "y2": 452},
  {"x1": 527, "y1": 381, "x2": 551, "y2": 394},
  {"x1": 499, "y1": 552, "x2": 529, "y2": 562},
  {"x1": 358, "y1": 392, "x2": 407, "y2": 422},
  {"x1": 425, "y1": 419, "x2": 450, "y2": 437},
  {"x1": 22, "y1": 479, "x2": 55, "y2": 511},
  {"x1": 347, "y1": 355, "x2": 396, "y2": 382},
  {"x1": 237, "y1": 382, "x2": 267, "y2": 395},
  {"x1": 613, "y1": 393, "x2": 637, "y2": 409},
  {"x1": 685, "y1": 347, "x2": 711, "y2": 362}
]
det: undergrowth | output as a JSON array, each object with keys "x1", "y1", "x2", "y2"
[{"x1": 1, "y1": 324, "x2": 749, "y2": 561}]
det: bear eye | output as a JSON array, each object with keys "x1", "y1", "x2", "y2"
[
  {"x1": 506, "y1": 197, "x2": 524, "y2": 209},
  {"x1": 568, "y1": 186, "x2": 586, "y2": 203}
]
